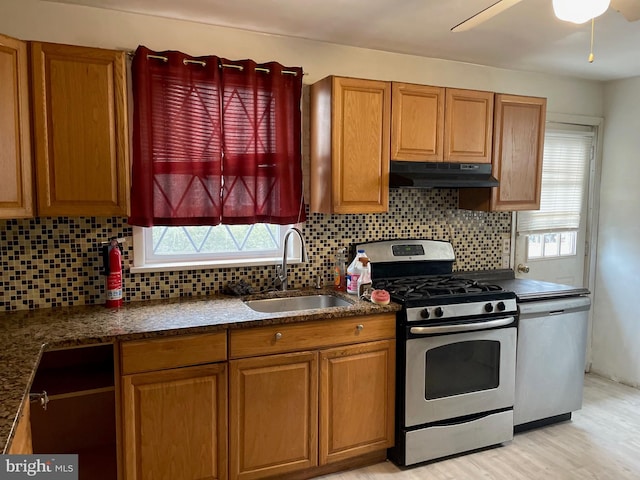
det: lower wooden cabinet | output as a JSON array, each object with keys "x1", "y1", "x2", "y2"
[
  {"x1": 229, "y1": 338, "x2": 395, "y2": 480},
  {"x1": 122, "y1": 364, "x2": 227, "y2": 480},
  {"x1": 28, "y1": 344, "x2": 117, "y2": 480},
  {"x1": 229, "y1": 352, "x2": 318, "y2": 480},
  {"x1": 120, "y1": 315, "x2": 395, "y2": 480},
  {"x1": 8, "y1": 398, "x2": 32, "y2": 454},
  {"x1": 319, "y1": 340, "x2": 395, "y2": 465}
]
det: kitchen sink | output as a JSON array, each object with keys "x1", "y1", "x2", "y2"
[{"x1": 244, "y1": 294, "x2": 352, "y2": 313}]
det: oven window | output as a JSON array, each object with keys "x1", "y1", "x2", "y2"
[{"x1": 425, "y1": 340, "x2": 500, "y2": 400}]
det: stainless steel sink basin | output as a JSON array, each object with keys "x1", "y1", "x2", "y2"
[{"x1": 244, "y1": 294, "x2": 352, "y2": 313}]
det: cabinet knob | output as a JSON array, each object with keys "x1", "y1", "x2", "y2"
[
  {"x1": 274, "y1": 332, "x2": 283, "y2": 340},
  {"x1": 356, "y1": 324, "x2": 364, "y2": 331}
]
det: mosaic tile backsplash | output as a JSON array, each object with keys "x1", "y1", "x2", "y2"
[{"x1": 0, "y1": 188, "x2": 510, "y2": 311}]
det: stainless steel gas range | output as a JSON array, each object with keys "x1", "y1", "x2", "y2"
[{"x1": 357, "y1": 239, "x2": 518, "y2": 466}]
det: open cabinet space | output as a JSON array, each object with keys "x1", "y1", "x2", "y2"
[{"x1": 29, "y1": 343, "x2": 118, "y2": 480}]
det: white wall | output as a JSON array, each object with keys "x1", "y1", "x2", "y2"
[
  {"x1": 591, "y1": 76, "x2": 640, "y2": 388},
  {"x1": 1, "y1": 0, "x2": 603, "y2": 117}
]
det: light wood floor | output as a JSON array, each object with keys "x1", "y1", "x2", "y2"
[{"x1": 320, "y1": 374, "x2": 640, "y2": 480}]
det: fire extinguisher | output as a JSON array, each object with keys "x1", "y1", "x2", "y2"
[{"x1": 104, "y1": 238, "x2": 123, "y2": 308}]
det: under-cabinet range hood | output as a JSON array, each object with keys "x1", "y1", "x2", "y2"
[{"x1": 389, "y1": 161, "x2": 499, "y2": 189}]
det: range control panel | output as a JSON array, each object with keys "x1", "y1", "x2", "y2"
[{"x1": 405, "y1": 298, "x2": 518, "y2": 323}]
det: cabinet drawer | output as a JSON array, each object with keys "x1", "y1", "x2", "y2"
[
  {"x1": 229, "y1": 314, "x2": 395, "y2": 359},
  {"x1": 121, "y1": 332, "x2": 227, "y2": 375}
]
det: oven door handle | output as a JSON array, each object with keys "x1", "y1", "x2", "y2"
[{"x1": 409, "y1": 316, "x2": 515, "y2": 335}]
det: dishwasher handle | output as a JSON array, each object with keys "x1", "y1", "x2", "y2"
[
  {"x1": 410, "y1": 316, "x2": 515, "y2": 335},
  {"x1": 519, "y1": 295, "x2": 591, "y2": 317}
]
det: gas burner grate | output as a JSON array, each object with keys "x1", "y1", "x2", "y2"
[{"x1": 373, "y1": 275, "x2": 503, "y2": 301}]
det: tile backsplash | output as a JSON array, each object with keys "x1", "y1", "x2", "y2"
[{"x1": 0, "y1": 188, "x2": 510, "y2": 312}]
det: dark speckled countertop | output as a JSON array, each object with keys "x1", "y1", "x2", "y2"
[
  {"x1": 461, "y1": 269, "x2": 590, "y2": 301},
  {"x1": 0, "y1": 288, "x2": 399, "y2": 453}
]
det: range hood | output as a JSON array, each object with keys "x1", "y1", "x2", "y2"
[{"x1": 389, "y1": 161, "x2": 499, "y2": 189}]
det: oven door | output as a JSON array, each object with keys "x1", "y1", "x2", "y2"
[{"x1": 405, "y1": 318, "x2": 516, "y2": 427}]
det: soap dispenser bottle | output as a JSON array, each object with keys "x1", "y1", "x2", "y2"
[{"x1": 333, "y1": 248, "x2": 347, "y2": 291}]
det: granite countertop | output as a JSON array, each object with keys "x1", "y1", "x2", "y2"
[
  {"x1": 0, "y1": 288, "x2": 399, "y2": 453},
  {"x1": 461, "y1": 269, "x2": 590, "y2": 301}
]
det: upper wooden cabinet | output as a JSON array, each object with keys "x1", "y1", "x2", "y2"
[
  {"x1": 459, "y1": 94, "x2": 546, "y2": 211},
  {"x1": 31, "y1": 42, "x2": 129, "y2": 216},
  {"x1": 444, "y1": 88, "x2": 494, "y2": 163},
  {"x1": 310, "y1": 76, "x2": 390, "y2": 214},
  {"x1": 391, "y1": 84, "x2": 493, "y2": 164},
  {"x1": 391, "y1": 83, "x2": 444, "y2": 161},
  {"x1": 0, "y1": 33, "x2": 34, "y2": 219}
]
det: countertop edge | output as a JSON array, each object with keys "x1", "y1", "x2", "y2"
[{"x1": 2, "y1": 345, "x2": 44, "y2": 455}]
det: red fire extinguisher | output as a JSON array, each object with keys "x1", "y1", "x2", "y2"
[{"x1": 105, "y1": 238, "x2": 123, "y2": 308}]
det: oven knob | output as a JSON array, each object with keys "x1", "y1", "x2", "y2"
[
  {"x1": 420, "y1": 308, "x2": 430, "y2": 319},
  {"x1": 484, "y1": 303, "x2": 494, "y2": 313},
  {"x1": 496, "y1": 301, "x2": 506, "y2": 311},
  {"x1": 434, "y1": 307, "x2": 444, "y2": 318}
]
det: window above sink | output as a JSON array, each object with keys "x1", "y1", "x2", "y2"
[{"x1": 130, "y1": 224, "x2": 303, "y2": 273}]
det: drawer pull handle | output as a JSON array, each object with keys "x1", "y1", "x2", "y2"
[
  {"x1": 29, "y1": 391, "x2": 49, "y2": 411},
  {"x1": 356, "y1": 324, "x2": 364, "y2": 331},
  {"x1": 274, "y1": 332, "x2": 283, "y2": 340}
]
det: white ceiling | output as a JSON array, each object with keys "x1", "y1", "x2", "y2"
[{"x1": 45, "y1": 0, "x2": 640, "y2": 81}]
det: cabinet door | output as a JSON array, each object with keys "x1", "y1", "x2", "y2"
[
  {"x1": 319, "y1": 340, "x2": 395, "y2": 465},
  {"x1": 491, "y1": 94, "x2": 546, "y2": 211},
  {"x1": 0, "y1": 33, "x2": 33, "y2": 218},
  {"x1": 31, "y1": 42, "x2": 129, "y2": 216},
  {"x1": 229, "y1": 351, "x2": 318, "y2": 480},
  {"x1": 444, "y1": 88, "x2": 493, "y2": 163},
  {"x1": 122, "y1": 364, "x2": 227, "y2": 480},
  {"x1": 311, "y1": 76, "x2": 390, "y2": 214},
  {"x1": 391, "y1": 83, "x2": 444, "y2": 162}
]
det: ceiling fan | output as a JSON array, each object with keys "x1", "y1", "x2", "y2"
[{"x1": 451, "y1": 0, "x2": 640, "y2": 32}]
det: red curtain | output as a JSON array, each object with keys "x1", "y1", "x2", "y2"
[{"x1": 129, "y1": 46, "x2": 305, "y2": 227}]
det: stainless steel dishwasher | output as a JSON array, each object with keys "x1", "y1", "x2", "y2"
[{"x1": 514, "y1": 295, "x2": 591, "y2": 430}]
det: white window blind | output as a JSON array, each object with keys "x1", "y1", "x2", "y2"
[{"x1": 517, "y1": 129, "x2": 592, "y2": 234}]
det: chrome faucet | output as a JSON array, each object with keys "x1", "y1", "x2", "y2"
[{"x1": 276, "y1": 227, "x2": 309, "y2": 291}]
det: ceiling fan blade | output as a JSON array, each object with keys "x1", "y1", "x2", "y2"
[
  {"x1": 451, "y1": 0, "x2": 525, "y2": 32},
  {"x1": 610, "y1": 0, "x2": 640, "y2": 21}
]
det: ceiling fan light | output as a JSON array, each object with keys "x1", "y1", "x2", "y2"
[{"x1": 552, "y1": 0, "x2": 611, "y2": 24}]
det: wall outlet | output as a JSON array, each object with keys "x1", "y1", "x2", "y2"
[
  {"x1": 501, "y1": 237, "x2": 511, "y2": 268},
  {"x1": 502, "y1": 237, "x2": 511, "y2": 255}
]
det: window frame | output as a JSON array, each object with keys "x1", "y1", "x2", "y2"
[
  {"x1": 525, "y1": 231, "x2": 578, "y2": 261},
  {"x1": 130, "y1": 224, "x2": 302, "y2": 273}
]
